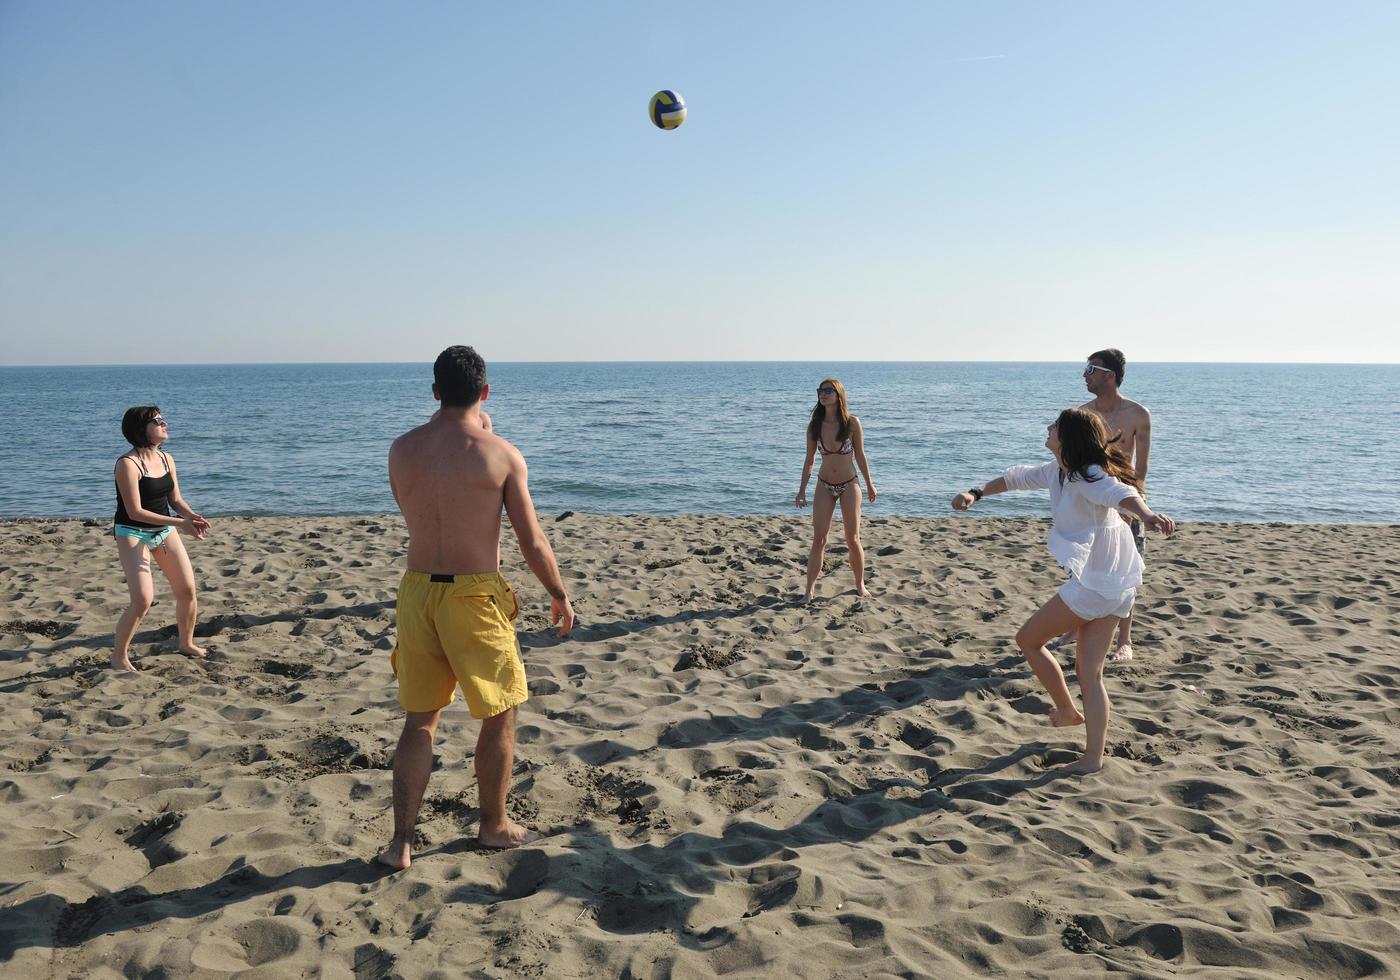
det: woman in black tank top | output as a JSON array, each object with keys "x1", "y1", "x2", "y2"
[{"x1": 112, "y1": 405, "x2": 212, "y2": 672}]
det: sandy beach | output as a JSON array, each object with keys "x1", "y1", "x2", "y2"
[{"x1": 2, "y1": 513, "x2": 1397, "y2": 977}]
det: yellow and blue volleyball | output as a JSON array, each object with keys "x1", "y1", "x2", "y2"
[{"x1": 649, "y1": 90, "x2": 686, "y2": 130}]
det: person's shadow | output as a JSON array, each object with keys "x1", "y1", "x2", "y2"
[
  {"x1": 518, "y1": 593, "x2": 789, "y2": 650},
  {"x1": 0, "y1": 741, "x2": 1072, "y2": 961},
  {"x1": 420, "y1": 740, "x2": 1070, "y2": 940},
  {"x1": 0, "y1": 856, "x2": 391, "y2": 960},
  {"x1": 562, "y1": 650, "x2": 1037, "y2": 765}
]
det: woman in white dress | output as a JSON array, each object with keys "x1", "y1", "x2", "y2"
[{"x1": 952, "y1": 407, "x2": 1175, "y2": 774}]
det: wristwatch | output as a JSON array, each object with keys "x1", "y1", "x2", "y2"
[{"x1": 968, "y1": 487, "x2": 984, "y2": 501}]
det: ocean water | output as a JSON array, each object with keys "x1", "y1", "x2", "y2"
[{"x1": 2, "y1": 362, "x2": 1396, "y2": 524}]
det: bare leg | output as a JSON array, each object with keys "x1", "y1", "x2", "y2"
[
  {"x1": 377, "y1": 709, "x2": 442, "y2": 870},
  {"x1": 803, "y1": 487, "x2": 837, "y2": 602},
  {"x1": 113, "y1": 538, "x2": 154, "y2": 671},
  {"x1": 1065, "y1": 616, "x2": 1118, "y2": 773},
  {"x1": 1015, "y1": 594, "x2": 1089, "y2": 727},
  {"x1": 475, "y1": 706, "x2": 538, "y2": 848},
  {"x1": 151, "y1": 533, "x2": 205, "y2": 657},
  {"x1": 1113, "y1": 528, "x2": 1143, "y2": 662},
  {"x1": 838, "y1": 481, "x2": 869, "y2": 597},
  {"x1": 1111, "y1": 608, "x2": 1135, "y2": 662}
]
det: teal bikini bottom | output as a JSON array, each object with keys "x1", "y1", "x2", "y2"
[{"x1": 114, "y1": 523, "x2": 173, "y2": 550}]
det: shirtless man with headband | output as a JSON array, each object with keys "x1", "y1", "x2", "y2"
[{"x1": 377, "y1": 345, "x2": 574, "y2": 869}]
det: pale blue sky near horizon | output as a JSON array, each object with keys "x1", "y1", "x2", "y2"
[{"x1": 2, "y1": 1, "x2": 1397, "y2": 366}]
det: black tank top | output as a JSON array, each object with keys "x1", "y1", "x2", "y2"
[{"x1": 114, "y1": 452, "x2": 174, "y2": 528}]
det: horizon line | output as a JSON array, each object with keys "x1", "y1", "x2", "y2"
[{"x1": 3, "y1": 358, "x2": 1398, "y2": 369}]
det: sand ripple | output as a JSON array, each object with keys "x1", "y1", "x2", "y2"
[{"x1": 1, "y1": 515, "x2": 1397, "y2": 977}]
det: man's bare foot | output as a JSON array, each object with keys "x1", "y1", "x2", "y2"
[
  {"x1": 375, "y1": 839, "x2": 412, "y2": 871},
  {"x1": 797, "y1": 592, "x2": 813, "y2": 605},
  {"x1": 476, "y1": 821, "x2": 541, "y2": 850},
  {"x1": 1048, "y1": 629, "x2": 1077, "y2": 651},
  {"x1": 1109, "y1": 643, "x2": 1134, "y2": 663},
  {"x1": 854, "y1": 587, "x2": 871, "y2": 598},
  {"x1": 1058, "y1": 756, "x2": 1104, "y2": 775},
  {"x1": 1048, "y1": 705, "x2": 1085, "y2": 727},
  {"x1": 179, "y1": 643, "x2": 208, "y2": 659},
  {"x1": 110, "y1": 653, "x2": 139, "y2": 672}
]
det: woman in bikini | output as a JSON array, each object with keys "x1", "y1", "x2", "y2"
[
  {"x1": 951, "y1": 407, "x2": 1174, "y2": 774},
  {"x1": 111, "y1": 406, "x2": 211, "y2": 671},
  {"x1": 794, "y1": 378, "x2": 876, "y2": 602}
]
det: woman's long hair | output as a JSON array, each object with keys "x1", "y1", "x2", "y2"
[
  {"x1": 808, "y1": 378, "x2": 851, "y2": 448},
  {"x1": 1055, "y1": 407, "x2": 1143, "y2": 493}
]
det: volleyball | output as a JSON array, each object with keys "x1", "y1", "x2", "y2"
[{"x1": 649, "y1": 90, "x2": 686, "y2": 130}]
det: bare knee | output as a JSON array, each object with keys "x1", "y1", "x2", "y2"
[
  {"x1": 478, "y1": 707, "x2": 516, "y2": 747},
  {"x1": 402, "y1": 710, "x2": 441, "y2": 739},
  {"x1": 811, "y1": 534, "x2": 828, "y2": 552},
  {"x1": 1015, "y1": 625, "x2": 1041, "y2": 654},
  {"x1": 844, "y1": 532, "x2": 862, "y2": 552},
  {"x1": 172, "y1": 585, "x2": 196, "y2": 604},
  {"x1": 480, "y1": 706, "x2": 516, "y2": 733},
  {"x1": 128, "y1": 593, "x2": 154, "y2": 618}
]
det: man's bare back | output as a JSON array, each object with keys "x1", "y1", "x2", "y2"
[
  {"x1": 390, "y1": 410, "x2": 519, "y2": 575},
  {"x1": 377, "y1": 347, "x2": 575, "y2": 872}
]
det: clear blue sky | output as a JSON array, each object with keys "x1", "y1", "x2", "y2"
[{"x1": 2, "y1": 1, "x2": 1396, "y2": 364}]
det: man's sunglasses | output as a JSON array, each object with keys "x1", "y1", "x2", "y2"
[{"x1": 1083, "y1": 364, "x2": 1114, "y2": 377}]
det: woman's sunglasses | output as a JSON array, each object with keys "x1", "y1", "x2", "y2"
[
  {"x1": 149, "y1": 417, "x2": 168, "y2": 426},
  {"x1": 817, "y1": 386, "x2": 837, "y2": 395}
]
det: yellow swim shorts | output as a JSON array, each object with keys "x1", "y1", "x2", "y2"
[{"x1": 390, "y1": 571, "x2": 526, "y2": 717}]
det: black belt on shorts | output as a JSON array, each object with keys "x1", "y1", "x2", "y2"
[{"x1": 429, "y1": 573, "x2": 456, "y2": 583}]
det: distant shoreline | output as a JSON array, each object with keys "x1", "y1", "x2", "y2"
[{"x1": 4, "y1": 359, "x2": 1399, "y2": 369}]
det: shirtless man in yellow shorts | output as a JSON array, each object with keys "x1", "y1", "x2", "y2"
[{"x1": 377, "y1": 346, "x2": 574, "y2": 869}]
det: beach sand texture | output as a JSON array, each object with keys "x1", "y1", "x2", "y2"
[{"x1": 2, "y1": 515, "x2": 1398, "y2": 978}]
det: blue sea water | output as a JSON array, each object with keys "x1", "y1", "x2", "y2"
[{"x1": 2, "y1": 362, "x2": 1396, "y2": 524}]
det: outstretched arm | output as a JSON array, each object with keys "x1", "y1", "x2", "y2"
[
  {"x1": 954, "y1": 460, "x2": 1056, "y2": 509},
  {"x1": 1116, "y1": 493, "x2": 1174, "y2": 535},
  {"x1": 503, "y1": 449, "x2": 574, "y2": 637},
  {"x1": 951, "y1": 476, "x2": 1009, "y2": 511},
  {"x1": 1075, "y1": 465, "x2": 1175, "y2": 536}
]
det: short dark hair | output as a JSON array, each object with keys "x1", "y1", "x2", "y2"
[
  {"x1": 433, "y1": 346, "x2": 487, "y2": 407},
  {"x1": 121, "y1": 405, "x2": 161, "y2": 448},
  {"x1": 1088, "y1": 348, "x2": 1126, "y2": 386}
]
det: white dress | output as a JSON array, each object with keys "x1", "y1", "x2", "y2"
[{"x1": 1003, "y1": 461, "x2": 1144, "y2": 618}]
